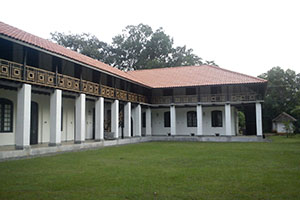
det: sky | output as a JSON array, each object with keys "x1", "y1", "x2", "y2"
[{"x1": 1, "y1": 0, "x2": 299, "y2": 77}]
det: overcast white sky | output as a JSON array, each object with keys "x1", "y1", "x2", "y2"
[{"x1": 1, "y1": 0, "x2": 299, "y2": 77}]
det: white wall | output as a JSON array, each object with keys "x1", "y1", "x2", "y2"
[
  {"x1": 31, "y1": 93, "x2": 50, "y2": 144},
  {"x1": 0, "y1": 89, "x2": 52, "y2": 146},
  {"x1": 151, "y1": 106, "x2": 237, "y2": 136},
  {"x1": 61, "y1": 98, "x2": 75, "y2": 142},
  {"x1": 275, "y1": 122, "x2": 294, "y2": 133},
  {"x1": 277, "y1": 123, "x2": 286, "y2": 133},
  {"x1": 0, "y1": 87, "x2": 239, "y2": 147},
  {"x1": 0, "y1": 88, "x2": 17, "y2": 146},
  {"x1": 176, "y1": 107, "x2": 197, "y2": 135},
  {"x1": 85, "y1": 100, "x2": 94, "y2": 139},
  {"x1": 0, "y1": 88, "x2": 78, "y2": 146}
]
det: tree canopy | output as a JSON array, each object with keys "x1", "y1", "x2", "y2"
[
  {"x1": 259, "y1": 67, "x2": 300, "y2": 132},
  {"x1": 50, "y1": 32, "x2": 112, "y2": 64},
  {"x1": 50, "y1": 24, "x2": 215, "y2": 71}
]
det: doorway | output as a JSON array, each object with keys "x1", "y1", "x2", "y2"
[{"x1": 30, "y1": 101, "x2": 38, "y2": 145}]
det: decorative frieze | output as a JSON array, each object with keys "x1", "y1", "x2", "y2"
[
  {"x1": 231, "y1": 94, "x2": 257, "y2": 102},
  {"x1": 81, "y1": 80, "x2": 99, "y2": 96},
  {"x1": 152, "y1": 93, "x2": 259, "y2": 104},
  {"x1": 101, "y1": 85, "x2": 115, "y2": 99},
  {"x1": 116, "y1": 89, "x2": 127, "y2": 101},
  {"x1": 57, "y1": 74, "x2": 80, "y2": 92},
  {"x1": 0, "y1": 58, "x2": 149, "y2": 104}
]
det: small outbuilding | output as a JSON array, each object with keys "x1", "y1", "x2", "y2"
[{"x1": 272, "y1": 112, "x2": 297, "y2": 134}]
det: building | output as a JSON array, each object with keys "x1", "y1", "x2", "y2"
[
  {"x1": 272, "y1": 112, "x2": 296, "y2": 134},
  {"x1": 0, "y1": 21, "x2": 267, "y2": 152}
]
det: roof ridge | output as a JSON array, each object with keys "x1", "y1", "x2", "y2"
[
  {"x1": 0, "y1": 21, "x2": 268, "y2": 89},
  {"x1": 127, "y1": 65, "x2": 205, "y2": 73},
  {"x1": 272, "y1": 112, "x2": 297, "y2": 122},
  {"x1": 208, "y1": 65, "x2": 267, "y2": 82},
  {"x1": 128, "y1": 64, "x2": 267, "y2": 83}
]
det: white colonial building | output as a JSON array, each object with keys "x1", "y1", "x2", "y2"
[
  {"x1": 0, "y1": 21, "x2": 267, "y2": 154},
  {"x1": 272, "y1": 112, "x2": 296, "y2": 134}
]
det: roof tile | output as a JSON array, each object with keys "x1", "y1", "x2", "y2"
[
  {"x1": 127, "y1": 65, "x2": 267, "y2": 88},
  {"x1": 0, "y1": 21, "x2": 267, "y2": 89},
  {"x1": 0, "y1": 21, "x2": 144, "y2": 86}
]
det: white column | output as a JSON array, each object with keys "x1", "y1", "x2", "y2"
[
  {"x1": 146, "y1": 107, "x2": 152, "y2": 136},
  {"x1": 75, "y1": 93, "x2": 86, "y2": 143},
  {"x1": 170, "y1": 105, "x2": 176, "y2": 136},
  {"x1": 16, "y1": 84, "x2": 31, "y2": 149},
  {"x1": 124, "y1": 102, "x2": 131, "y2": 138},
  {"x1": 225, "y1": 103, "x2": 232, "y2": 136},
  {"x1": 111, "y1": 100, "x2": 119, "y2": 139},
  {"x1": 134, "y1": 104, "x2": 142, "y2": 137},
  {"x1": 49, "y1": 89, "x2": 62, "y2": 146},
  {"x1": 256, "y1": 102, "x2": 263, "y2": 136},
  {"x1": 95, "y1": 97, "x2": 104, "y2": 141},
  {"x1": 196, "y1": 104, "x2": 203, "y2": 136}
]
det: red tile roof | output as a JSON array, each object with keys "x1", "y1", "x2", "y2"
[
  {"x1": 0, "y1": 21, "x2": 145, "y2": 86},
  {"x1": 127, "y1": 65, "x2": 267, "y2": 88},
  {"x1": 0, "y1": 21, "x2": 267, "y2": 89}
]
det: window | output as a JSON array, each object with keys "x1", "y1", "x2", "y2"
[
  {"x1": 211, "y1": 110, "x2": 222, "y2": 127},
  {"x1": 186, "y1": 88, "x2": 196, "y2": 95},
  {"x1": 61, "y1": 107, "x2": 63, "y2": 131},
  {"x1": 163, "y1": 89, "x2": 173, "y2": 96},
  {"x1": 232, "y1": 85, "x2": 241, "y2": 93},
  {"x1": 0, "y1": 98, "x2": 13, "y2": 132},
  {"x1": 211, "y1": 86, "x2": 222, "y2": 94},
  {"x1": 142, "y1": 112, "x2": 146, "y2": 128},
  {"x1": 187, "y1": 111, "x2": 197, "y2": 127},
  {"x1": 164, "y1": 111, "x2": 170, "y2": 127}
]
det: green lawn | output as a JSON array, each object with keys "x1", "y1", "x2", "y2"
[{"x1": 0, "y1": 136, "x2": 300, "y2": 200}]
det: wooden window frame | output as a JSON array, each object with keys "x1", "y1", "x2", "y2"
[
  {"x1": 187, "y1": 111, "x2": 197, "y2": 127},
  {"x1": 164, "y1": 111, "x2": 170, "y2": 127},
  {"x1": 0, "y1": 98, "x2": 13, "y2": 133},
  {"x1": 211, "y1": 110, "x2": 223, "y2": 127}
]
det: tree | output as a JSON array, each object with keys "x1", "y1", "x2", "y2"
[
  {"x1": 291, "y1": 106, "x2": 300, "y2": 133},
  {"x1": 283, "y1": 120, "x2": 295, "y2": 138},
  {"x1": 50, "y1": 24, "x2": 209, "y2": 71},
  {"x1": 259, "y1": 67, "x2": 300, "y2": 132},
  {"x1": 109, "y1": 24, "x2": 203, "y2": 70},
  {"x1": 50, "y1": 32, "x2": 112, "y2": 64},
  {"x1": 238, "y1": 111, "x2": 246, "y2": 134}
]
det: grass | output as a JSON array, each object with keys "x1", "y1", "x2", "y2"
[{"x1": 0, "y1": 136, "x2": 300, "y2": 200}]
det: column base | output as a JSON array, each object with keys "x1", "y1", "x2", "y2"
[
  {"x1": 94, "y1": 139, "x2": 103, "y2": 142},
  {"x1": 48, "y1": 143, "x2": 62, "y2": 147},
  {"x1": 15, "y1": 145, "x2": 30, "y2": 150},
  {"x1": 74, "y1": 141, "x2": 84, "y2": 144}
]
